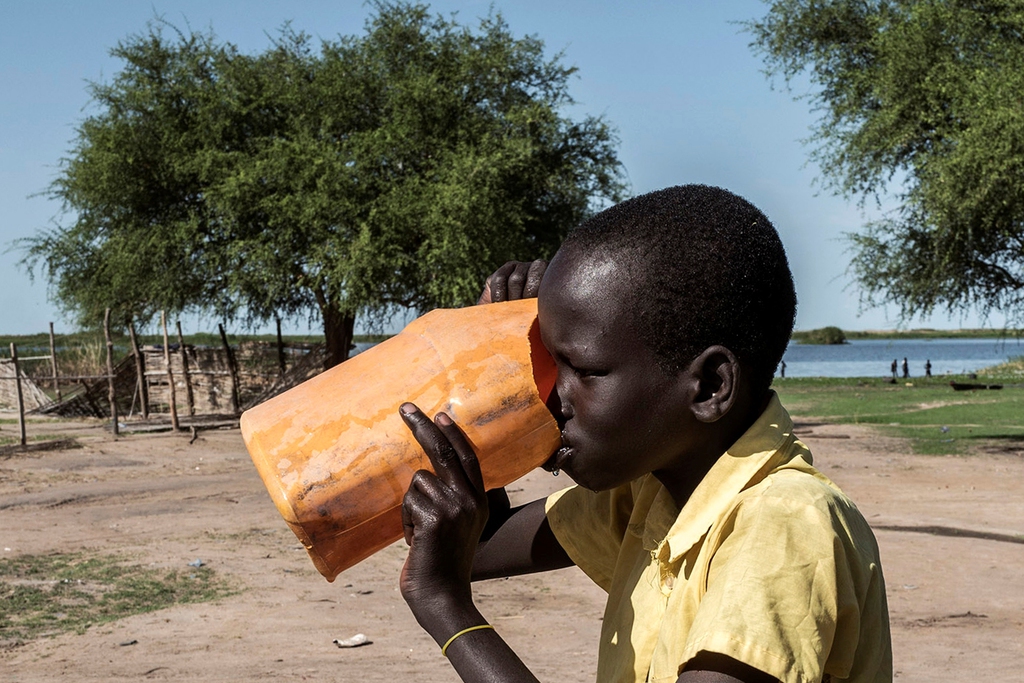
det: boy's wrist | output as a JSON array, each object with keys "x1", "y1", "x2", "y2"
[{"x1": 408, "y1": 592, "x2": 485, "y2": 647}]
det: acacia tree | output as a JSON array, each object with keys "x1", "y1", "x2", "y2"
[
  {"x1": 24, "y1": 3, "x2": 625, "y2": 366},
  {"x1": 747, "y1": 0, "x2": 1024, "y2": 323},
  {"x1": 22, "y1": 28, "x2": 234, "y2": 330}
]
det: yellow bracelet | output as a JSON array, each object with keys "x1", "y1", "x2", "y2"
[{"x1": 441, "y1": 624, "x2": 495, "y2": 657}]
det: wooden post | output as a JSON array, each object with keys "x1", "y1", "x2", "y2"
[
  {"x1": 218, "y1": 323, "x2": 240, "y2": 415},
  {"x1": 10, "y1": 343, "x2": 27, "y2": 447},
  {"x1": 48, "y1": 322, "x2": 62, "y2": 402},
  {"x1": 128, "y1": 320, "x2": 149, "y2": 419},
  {"x1": 276, "y1": 316, "x2": 286, "y2": 376},
  {"x1": 103, "y1": 308, "x2": 119, "y2": 436},
  {"x1": 161, "y1": 311, "x2": 180, "y2": 431},
  {"x1": 176, "y1": 320, "x2": 195, "y2": 417}
]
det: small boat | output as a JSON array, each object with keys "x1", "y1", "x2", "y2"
[{"x1": 949, "y1": 381, "x2": 1003, "y2": 391}]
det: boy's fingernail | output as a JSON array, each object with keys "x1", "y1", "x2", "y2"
[
  {"x1": 435, "y1": 413, "x2": 452, "y2": 426},
  {"x1": 400, "y1": 403, "x2": 416, "y2": 415}
]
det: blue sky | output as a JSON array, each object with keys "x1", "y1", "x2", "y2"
[{"x1": 0, "y1": 1, "x2": 1002, "y2": 335}]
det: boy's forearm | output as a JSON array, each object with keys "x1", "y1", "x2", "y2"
[
  {"x1": 405, "y1": 583, "x2": 542, "y2": 683},
  {"x1": 445, "y1": 621, "x2": 544, "y2": 683},
  {"x1": 472, "y1": 497, "x2": 574, "y2": 581}
]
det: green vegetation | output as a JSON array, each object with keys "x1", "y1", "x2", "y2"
[
  {"x1": 0, "y1": 553, "x2": 235, "y2": 643},
  {"x1": 775, "y1": 375, "x2": 1024, "y2": 455},
  {"x1": 748, "y1": 1, "x2": 1024, "y2": 325},
  {"x1": 792, "y1": 328, "x2": 1024, "y2": 341},
  {"x1": 20, "y1": 2, "x2": 625, "y2": 368},
  {"x1": 982, "y1": 356, "x2": 1024, "y2": 378},
  {"x1": 0, "y1": 433, "x2": 69, "y2": 448},
  {"x1": 794, "y1": 326, "x2": 847, "y2": 345},
  {"x1": 0, "y1": 330, "x2": 327, "y2": 358}
]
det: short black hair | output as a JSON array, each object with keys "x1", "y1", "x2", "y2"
[{"x1": 562, "y1": 184, "x2": 796, "y2": 395}]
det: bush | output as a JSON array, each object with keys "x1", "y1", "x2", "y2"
[{"x1": 801, "y1": 326, "x2": 847, "y2": 345}]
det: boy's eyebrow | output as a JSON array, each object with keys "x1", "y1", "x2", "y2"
[{"x1": 553, "y1": 336, "x2": 614, "y2": 365}]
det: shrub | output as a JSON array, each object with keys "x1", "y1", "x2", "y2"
[{"x1": 802, "y1": 326, "x2": 847, "y2": 345}]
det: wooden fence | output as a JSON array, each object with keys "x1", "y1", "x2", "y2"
[{"x1": 1, "y1": 310, "x2": 325, "y2": 447}]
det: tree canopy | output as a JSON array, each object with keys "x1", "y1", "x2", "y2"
[
  {"x1": 23, "y1": 2, "x2": 625, "y2": 366},
  {"x1": 747, "y1": 0, "x2": 1024, "y2": 323}
]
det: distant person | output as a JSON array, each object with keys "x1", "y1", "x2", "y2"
[
  {"x1": 891, "y1": 359, "x2": 898, "y2": 380},
  {"x1": 924, "y1": 359, "x2": 932, "y2": 378},
  {"x1": 902, "y1": 357, "x2": 909, "y2": 379},
  {"x1": 780, "y1": 359, "x2": 786, "y2": 378}
]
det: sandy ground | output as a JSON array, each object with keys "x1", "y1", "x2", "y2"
[{"x1": 1, "y1": 415, "x2": 1022, "y2": 682}]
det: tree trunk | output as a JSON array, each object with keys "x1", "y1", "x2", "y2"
[
  {"x1": 275, "y1": 316, "x2": 286, "y2": 376},
  {"x1": 322, "y1": 304, "x2": 356, "y2": 370}
]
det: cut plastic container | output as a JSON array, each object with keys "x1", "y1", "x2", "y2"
[{"x1": 240, "y1": 299, "x2": 561, "y2": 581}]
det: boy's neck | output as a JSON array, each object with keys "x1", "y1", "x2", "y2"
[{"x1": 654, "y1": 389, "x2": 772, "y2": 509}]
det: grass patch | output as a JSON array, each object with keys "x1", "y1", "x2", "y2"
[
  {"x1": 981, "y1": 355, "x2": 1024, "y2": 378},
  {"x1": 0, "y1": 552, "x2": 236, "y2": 643},
  {"x1": 774, "y1": 376, "x2": 1024, "y2": 455},
  {"x1": 0, "y1": 433, "x2": 69, "y2": 447}
]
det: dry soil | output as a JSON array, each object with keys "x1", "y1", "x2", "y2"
[{"x1": 1, "y1": 416, "x2": 1021, "y2": 681}]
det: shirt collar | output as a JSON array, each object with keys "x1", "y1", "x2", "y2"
[{"x1": 637, "y1": 392, "x2": 801, "y2": 563}]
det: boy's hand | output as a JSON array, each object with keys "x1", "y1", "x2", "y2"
[
  {"x1": 477, "y1": 260, "x2": 547, "y2": 304},
  {"x1": 398, "y1": 403, "x2": 489, "y2": 637},
  {"x1": 397, "y1": 404, "x2": 558, "y2": 683}
]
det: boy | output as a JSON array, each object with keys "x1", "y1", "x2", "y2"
[{"x1": 397, "y1": 185, "x2": 892, "y2": 683}]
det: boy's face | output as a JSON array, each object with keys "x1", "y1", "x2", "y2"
[{"x1": 537, "y1": 247, "x2": 700, "y2": 492}]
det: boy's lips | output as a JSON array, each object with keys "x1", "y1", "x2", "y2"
[{"x1": 543, "y1": 432, "x2": 574, "y2": 471}]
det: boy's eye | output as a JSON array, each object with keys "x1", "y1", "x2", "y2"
[{"x1": 572, "y1": 365, "x2": 607, "y2": 379}]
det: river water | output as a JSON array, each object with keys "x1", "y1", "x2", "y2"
[
  {"x1": 780, "y1": 337, "x2": 1024, "y2": 378},
  {"x1": 356, "y1": 336, "x2": 1022, "y2": 379}
]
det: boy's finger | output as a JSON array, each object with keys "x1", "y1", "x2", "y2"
[
  {"x1": 506, "y1": 262, "x2": 530, "y2": 300},
  {"x1": 401, "y1": 486, "x2": 419, "y2": 545},
  {"x1": 476, "y1": 278, "x2": 493, "y2": 305},
  {"x1": 434, "y1": 413, "x2": 485, "y2": 496},
  {"x1": 523, "y1": 259, "x2": 547, "y2": 298},
  {"x1": 402, "y1": 479, "x2": 441, "y2": 539},
  {"x1": 399, "y1": 403, "x2": 467, "y2": 490},
  {"x1": 407, "y1": 466, "x2": 452, "y2": 516},
  {"x1": 489, "y1": 262, "x2": 516, "y2": 302}
]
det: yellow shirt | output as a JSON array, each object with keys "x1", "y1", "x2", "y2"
[{"x1": 545, "y1": 394, "x2": 892, "y2": 683}]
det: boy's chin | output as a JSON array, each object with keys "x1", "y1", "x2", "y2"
[
  {"x1": 559, "y1": 466, "x2": 622, "y2": 493},
  {"x1": 542, "y1": 448, "x2": 626, "y2": 492}
]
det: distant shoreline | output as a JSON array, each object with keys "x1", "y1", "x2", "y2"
[
  {"x1": 2, "y1": 328, "x2": 1023, "y2": 357},
  {"x1": 792, "y1": 328, "x2": 1023, "y2": 343}
]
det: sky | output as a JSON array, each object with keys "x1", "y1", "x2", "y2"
[{"x1": 0, "y1": 0, "x2": 1006, "y2": 336}]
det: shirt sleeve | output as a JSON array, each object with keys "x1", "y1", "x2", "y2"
[
  {"x1": 545, "y1": 482, "x2": 635, "y2": 592},
  {"x1": 678, "y1": 473, "x2": 883, "y2": 683}
]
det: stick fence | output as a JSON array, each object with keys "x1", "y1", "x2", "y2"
[{"x1": 1, "y1": 312, "x2": 317, "y2": 449}]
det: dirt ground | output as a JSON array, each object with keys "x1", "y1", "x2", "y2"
[{"x1": 1, "y1": 414, "x2": 1022, "y2": 682}]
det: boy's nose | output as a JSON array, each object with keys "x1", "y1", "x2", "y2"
[
  {"x1": 557, "y1": 396, "x2": 574, "y2": 422},
  {"x1": 545, "y1": 383, "x2": 572, "y2": 425}
]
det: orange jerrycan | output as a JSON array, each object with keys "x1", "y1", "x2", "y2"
[{"x1": 240, "y1": 299, "x2": 561, "y2": 581}]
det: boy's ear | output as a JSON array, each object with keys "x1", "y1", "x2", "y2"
[{"x1": 686, "y1": 345, "x2": 741, "y2": 424}]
